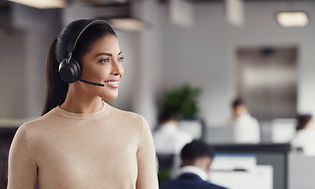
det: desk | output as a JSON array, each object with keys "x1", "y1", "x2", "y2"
[{"x1": 210, "y1": 143, "x2": 291, "y2": 189}]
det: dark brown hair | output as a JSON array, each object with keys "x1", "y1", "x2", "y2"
[
  {"x1": 42, "y1": 19, "x2": 116, "y2": 115},
  {"x1": 181, "y1": 140, "x2": 214, "y2": 162},
  {"x1": 231, "y1": 97, "x2": 245, "y2": 110}
]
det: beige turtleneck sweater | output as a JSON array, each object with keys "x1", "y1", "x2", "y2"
[{"x1": 7, "y1": 101, "x2": 158, "y2": 189}]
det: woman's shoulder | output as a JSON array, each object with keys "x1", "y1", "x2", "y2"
[
  {"x1": 109, "y1": 106, "x2": 149, "y2": 127},
  {"x1": 12, "y1": 116, "x2": 47, "y2": 144},
  {"x1": 110, "y1": 106, "x2": 142, "y2": 119},
  {"x1": 17, "y1": 109, "x2": 58, "y2": 132}
]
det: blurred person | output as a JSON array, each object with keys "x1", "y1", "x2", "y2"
[
  {"x1": 230, "y1": 97, "x2": 260, "y2": 143},
  {"x1": 154, "y1": 111, "x2": 193, "y2": 179},
  {"x1": 291, "y1": 114, "x2": 315, "y2": 156},
  {"x1": 7, "y1": 19, "x2": 158, "y2": 189},
  {"x1": 154, "y1": 111, "x2": 192, "y2": 154},
  {"x1": 160, "y1": 140, "x2": 226, "y2": 189}
]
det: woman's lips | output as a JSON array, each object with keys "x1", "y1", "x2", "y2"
[{"x1": 104, "y1": 80, "x2": 120, "y2": 89}]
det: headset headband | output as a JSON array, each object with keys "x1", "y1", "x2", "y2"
[{"x1": 66, "y1": 19, "x2": 110, "y2": 57}]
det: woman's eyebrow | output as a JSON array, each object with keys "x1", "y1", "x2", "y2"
[{"x1": 95, "y1": 51, "x2": 122, "y2": 57}]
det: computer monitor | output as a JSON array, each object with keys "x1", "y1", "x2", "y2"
[
  {"x1": 204, "y1": 126, "x2": 235, "y2": 144},
  {"x1": 271, "y1": 119, "x2": 296, "y2": 143},
  {"x1": 178, "y1": 120, "x2": 205, "y2": 140}
]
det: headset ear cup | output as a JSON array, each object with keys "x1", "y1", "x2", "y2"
[
  {"x1": 58, "y1": 58, "x2": 81, "y2": 83},
  {"x1": 70, "y1": 58, "x2": 81, "y2": 81}
]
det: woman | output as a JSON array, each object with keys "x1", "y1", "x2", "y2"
[{"x1": 7, "y1": 19, "x2": 158, "y2": 189}]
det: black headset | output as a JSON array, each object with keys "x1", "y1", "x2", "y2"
[{"x1": 58, "y1": 19, "x2": 111, "y2": 86}]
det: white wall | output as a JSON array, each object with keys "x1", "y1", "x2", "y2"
[
  {"x1": 155, "y1": 1, "x2": 315, "y2": 126},
  {"x1": 0, "y1": 30, "x2": 26, "y2": 118},
  {"x1": 0, "y1": 5, "x2": 61, "y2": 120},
  {"x1": 13, "y1": 5, "x2": 61, "y2": 117},
  {"x1": 130, "y1": 0, "x2": 162, "y2": 127}
]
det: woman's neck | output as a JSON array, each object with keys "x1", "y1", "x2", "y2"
[{"x1": 60, "y1": 87, "x2": 103, "y2": 114}]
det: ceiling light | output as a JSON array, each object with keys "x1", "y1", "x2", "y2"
[
  {"x1": 276, "y1": 11, "x2": 309, "y2": 27},
  {"x1": 7, "y1": 0, "x2": 65, "y2": 9}
]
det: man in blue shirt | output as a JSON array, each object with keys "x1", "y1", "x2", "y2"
[{"x1": 160, "y1": 140, "x2": 227, "y2": 189}]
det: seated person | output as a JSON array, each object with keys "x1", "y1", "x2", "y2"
[
  {"x1": 230, "y1": 97, "x2": 260, "y2": 143},
  {"x1": 153, "y1": 111, "x2": 192, "y2": 154},
  {"x1": 160, "y1": 140, "x2": 227, "y2": 189},
  {"x1": 291, "y1": 114, "x2": 315, "y2": 156}
]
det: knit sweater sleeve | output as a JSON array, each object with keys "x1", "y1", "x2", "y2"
[
  {"x1": 7, "y1": 125, "x2": 37, "y2": 189},
  {"x1": 136, "y1": 116, "x2": 159, "y2": 189}
]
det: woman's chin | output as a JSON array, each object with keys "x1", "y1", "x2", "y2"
[{"x1": 101, "y1": 93, "x2": 118, "y2": 102}]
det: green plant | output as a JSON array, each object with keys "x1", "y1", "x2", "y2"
[{"x1": 158, "y1": 84, "x2": 201, "y2": 120}]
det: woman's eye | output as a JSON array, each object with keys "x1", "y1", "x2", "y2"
[
  {"x1": 99, "y1": 58, "x2": 110, "y2": 63},
  {"x1": 118, "y1": 56, "x2": 125, "y2": 63}
]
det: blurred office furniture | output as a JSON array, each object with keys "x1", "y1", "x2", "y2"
[
  {"x1": 211, "y1": 154, "x2": 257, "y2": 172},
  {"x1": 210, "y1": 154, "x2": 273, "y2": 189},
  {"x1": 259, "y1": 119, "x2": 296, "y2": 144},
  {"x1": 157, "y1": 153, "x2": 175, "y2": 172},
  {"x1": 204, "y1": 126, "x2": 235, "y2": 144},
  {"x1": 203, "y1": 119, "x2": 295, "y2": 145},
  {"x1": 178, "y1": 119, "x2": 206, "y2": 140},
  {"x1": 271, "y1": 119, "x2": 296, "y2": 143},
  {"x1": 0, "y1": 127, "x2": 18, "y2": 189},
  {"x1": 236, "y1": 47, "x2": 297, "y2": 121},
  {"x1": 288, "y1": 154, "x2": 315, "y2": 189},
  {"x1": 260, "y1": 121, "x2": 272, "y2": 143},
  {"x1": 156, "y1": 153, "x2": 175, "y2": 183},
  {"x1": 210, "y1": 154, "x2": 257, "y2": 189},
  {"x1": 210, "y1": 143, "x2": 290, "y2": 189}
]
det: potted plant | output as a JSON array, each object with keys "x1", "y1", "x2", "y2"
[
  {"x1": 158, "y1": 84, "x2": 201, "y2": 119},
  {"x1": 157, "y1": 84, "x2": 203, "y2": 139}
]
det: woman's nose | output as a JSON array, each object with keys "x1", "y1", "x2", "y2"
[{"x1": 111, "y1": 60, "x2": 123, "y2": 76}]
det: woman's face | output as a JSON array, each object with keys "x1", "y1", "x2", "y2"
[{"x1": 77, "y1": 34, "x2": 124, "y2": 101}]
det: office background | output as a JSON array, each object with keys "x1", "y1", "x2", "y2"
[
  {"x1": 1, "y1": 0, "x2": 315, "y2": 127},
  {"x1": 1, "y1": 0, "x2": 315, "y2": 189}
]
